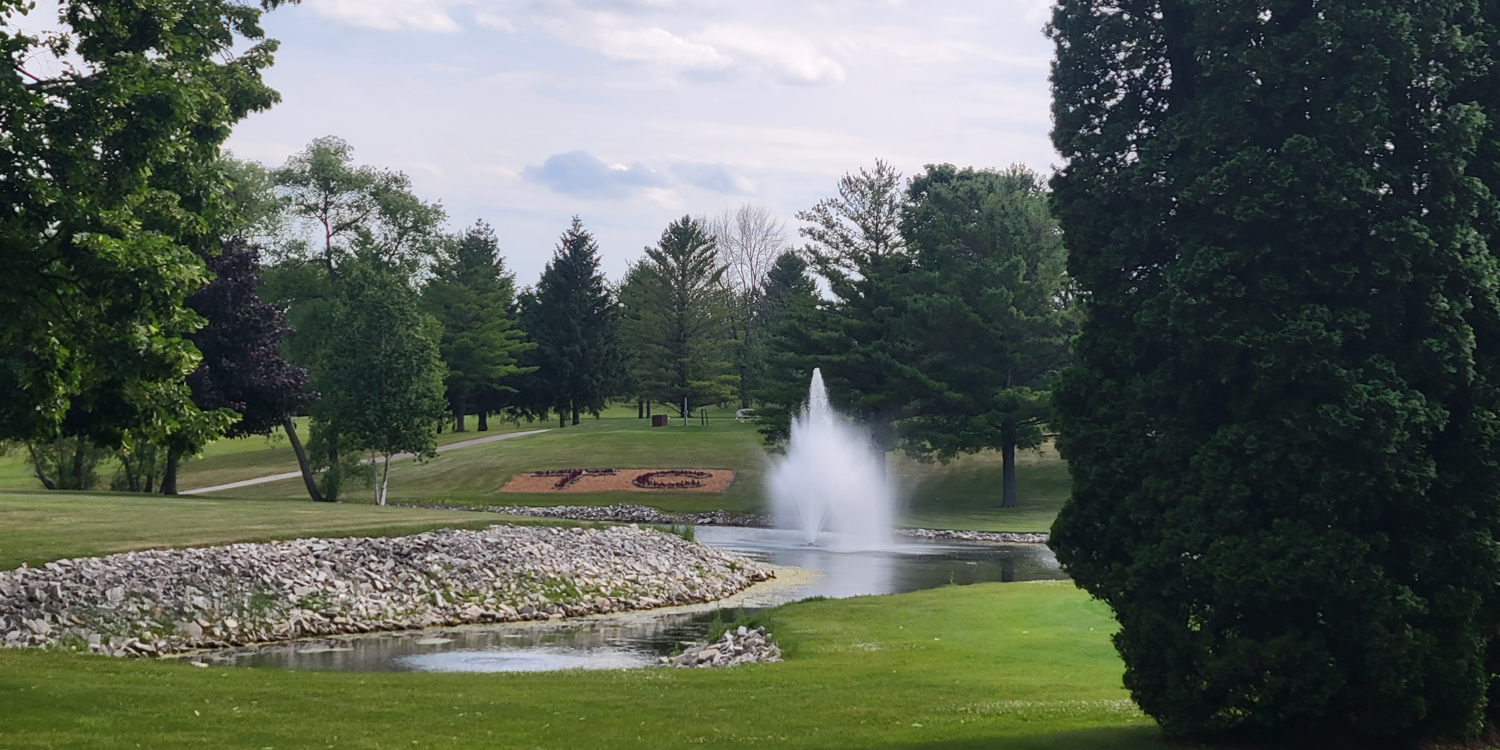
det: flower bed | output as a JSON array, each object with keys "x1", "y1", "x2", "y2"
[
  {"x1": 498, "y1": 468, "x2": 735, "y2": 494},
  {"x1": 632, "y1": 470, "x2": 712, "y2": 489}
]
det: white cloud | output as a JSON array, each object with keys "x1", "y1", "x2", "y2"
[
  {"x1": 303, "y1": 0, "x2": 463, "y2": 32},
  {"x1": 696, "y1": 25, "x2": 843, "y2": 84},
  {"x1": 589, "y1": 26, "x2": 730, "y2": 69}
]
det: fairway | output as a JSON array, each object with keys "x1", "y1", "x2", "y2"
[
  {"x1": 0, "y1": 582, "x2": 1160, "y2": 750},
  {"x1": 0, "y1": 491, "x2": 575, "y2": 571}
]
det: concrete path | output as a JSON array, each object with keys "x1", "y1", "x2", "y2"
[{"x1": 180, "y1": 429, "x2": 550, "y2": 496}]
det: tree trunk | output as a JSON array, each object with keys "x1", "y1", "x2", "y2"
[
  {"x1": 27, "y1": 444, "x2": 56, "y2": 491},
  {"x1": 646, "y1": 400, "x2": 652, "y2": 418},
  {"x1": 572, "y1": 401, "x2": 580, "y2": 426},
  {"x1": 1001, "y1": 424, "x2": 1018, "y2": 509},
  {"x1": 71, "y1": 437, "x2": 85, "y2": 489},
  {"x1": 559, "y1": 409, "x2": 566, "y2": 428},
  {"x1": 454, "y1": 392, "x2": 467, "y2": 433},
  {"x1": 284, "y1": 414, "x2": 326, "y2": 503},
  {"x1": 638, "y1": 400, "x2": 644, "y2": 419},
  {"x1": 377, "y1": 454, "x2": 392, "y2": 506},
  {"x1": 160, "y1": 448, "x2": 180, "y2": 495},
  {"x1": 478, "y1": 410, "x2": 489, "y2": 432}
]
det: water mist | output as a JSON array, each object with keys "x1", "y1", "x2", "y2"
[{"x1": 767, "y1": 368, "x2": 894, "y2": 549}]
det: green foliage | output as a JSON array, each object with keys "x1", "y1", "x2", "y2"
[
  {"x1": 316, "y1": 256, "x2": 447, "y2": 505},
  {"x1": 898, "y1": 164, "x2": 1074, "y2": 507},
  {"x1": 762, "y1": 161, "x2": 915, "y2": 452},
  {"x1": 0, "y1": 0, "x2": 289, "y2": 449},
  {"x1": 1048, "y1": 0, "x2": 1500, "y2": 743},
  {"x1": 516, "y1": 218, "x2": 621, "y2": 426},
  {"x1": 755, "y1": 252, "x2": 825, "y2": 443},
  {"x1": 271, "y1": 136, "x2": 445, "y2": 276},
  {"x1": 621, "y1": 216, "x2": 738, "y2": 416},
  {"x1": 21, "y1": 437, "x2": 109, "y2": 491},
  {"x1": 421, "y1": 221, "x2": 532, "y2": 431}
]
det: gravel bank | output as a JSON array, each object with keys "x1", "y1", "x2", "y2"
[
  {"x1": 0, "y1": 525, "x2": 771, "y2": 658},
  {"x1": 406, "y1": 503, "x2": 1050, "y2": 545}
]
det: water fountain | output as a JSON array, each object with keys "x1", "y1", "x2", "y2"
[{"x1": 766, "y1": 368, "x2": 895, "y2": 549}]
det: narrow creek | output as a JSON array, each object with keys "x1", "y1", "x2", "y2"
[{"x1": 184, "y1": 526, "x2": 1063, "y2": 673}]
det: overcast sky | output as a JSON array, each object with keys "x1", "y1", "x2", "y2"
[{"x1": 229, "y1": 1, "x2": 1059, "y2": 283}]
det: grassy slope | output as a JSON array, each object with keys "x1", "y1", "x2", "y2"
[
  {"x1": 0, "y1": 491, "x2": 573, "y2": 571},
  {"x1": 2, "y1": 406, "x2": 1074, "y2": 532},
  {"x1": 0, "y1": 582, "x2": 1161, "y2": 750}
]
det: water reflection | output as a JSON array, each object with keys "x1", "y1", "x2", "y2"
[{"x1": 186, "y1": 526, "x2": 1063, "y2": 673}]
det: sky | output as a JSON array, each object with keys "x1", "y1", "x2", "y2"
[{"x1": 32, "y1": 0, "x2": 1063, "y2": 285}]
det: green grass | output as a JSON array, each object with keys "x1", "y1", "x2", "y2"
[
  {"x1": 894, "y1": 442, "x2": 1071, "y2": 534},
  {"x1": 3, "y1": 405, "x2": 1075, "y2": 533},
  {"x1": 0, "y1": 582, "x2": 1161, "y2": 749},
  {"x1": 0, "y1": 490, "x2": 575, "y2": 571}
]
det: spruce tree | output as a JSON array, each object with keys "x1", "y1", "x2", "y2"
[
  {"x1": 622, "y1": 216, "x2": 738, "y2": 417},
  {"x1": 518, "y1": 218, "x2": 621, "y2": 426},
  {"x1": 900, "y1": 164, "x2": 1073, "y2": 509},
  {"x1": 754, "y1": 252, "x2": 827, "y2": 443},
  {"x1": 1048, "y1": 0, "x2": 1500, "y2": 742},
  {"x1": 421, "y1": 221, "x2": 531, "y2": 432}
]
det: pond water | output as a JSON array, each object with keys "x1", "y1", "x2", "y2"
[{"x1": 183, "y1": 526, "x2": 1063, "y2": 673}]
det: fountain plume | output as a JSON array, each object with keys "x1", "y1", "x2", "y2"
[{"x1": 767, "y1": 369, "x2": 894, "y2": 549}]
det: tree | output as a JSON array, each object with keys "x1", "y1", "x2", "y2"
[
  {"x1": 622, "y1": 216, "x2": 738, "y2": 417},
  {"x1": 272, "y1": 136, "x2": 444, "y2": 278},
  {"x1": 708, "y1": 205, "x2": 788, "y2": 408},
  {"x1": 898, "y1": 164, "x2": 1074, "y2": 508},
  {"x1": 517, "y1": 218, "x2": 620, "y2": 427},
  {"x1": 0, "y1": 0, "x2": 293, "y2": 451},
  {"x1": 754, "y1": 251, "x2": 826, "y2": 443},
  {"x1": 318, "y1": 256, "x2": 446, "y2": 506},
  {"x1": 159, "y1": 241, "x2": 313, "y2": 496},
  {"x1": 421, "y1": 221, "x2": 531, "y2": 432},
  {"x1": 1048, "y1": 0, "x2": 1500, "y2": 743},
  {"x1": 778, "y1": 161, "x2": 914, "y2": 454},
  {"x1": 262, "y1": 137, "x2": 446, "y2": 498}
]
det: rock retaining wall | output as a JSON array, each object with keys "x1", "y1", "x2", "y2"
[
  {"x1": 0, "y1": 525, "x2": 771, "y2": 658},
  {"x1": 409, "y1": 503, "x2": 1050, "y2": 544}
]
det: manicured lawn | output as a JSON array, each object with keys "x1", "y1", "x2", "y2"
[
  {"x1": 0, "y1": 582, "x2": 1161, "y2": 749},
  {"x1": 0, "y1": 491, "x2": 570, "y2": 571},
  {"x1": 3, "y1": 406, "x2": 1076, "y2": 533},
  {"x1": 894, "y1": 442, "x2": 1071, "y2": 534}
]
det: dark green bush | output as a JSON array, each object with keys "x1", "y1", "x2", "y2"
[{"x1": 1048, "y1": 0, "x2": 1500, "y2": 743}]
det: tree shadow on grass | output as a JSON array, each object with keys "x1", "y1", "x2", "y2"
[{"x1": 869, "y1": 725, "x2": 1170, "y2": 750}]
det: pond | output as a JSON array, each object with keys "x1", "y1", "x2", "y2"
[{"x1": 182, "y1": 526, "x2": 1063, "y2": 673}]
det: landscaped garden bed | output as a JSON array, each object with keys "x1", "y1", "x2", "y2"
[{"x1": 499, "y1": 468, "x2": 736, "y2": 493}]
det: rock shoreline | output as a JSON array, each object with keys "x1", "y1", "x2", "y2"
[
  {"x1": 665, "y1": 625, "x2": 781, "y2": 668},
  {"x1": 405, "y1": 503, "x2": 1051, "y2": 545},
  {"x1": 0, "y1": 525, "x2": 771, "y2": 658}
]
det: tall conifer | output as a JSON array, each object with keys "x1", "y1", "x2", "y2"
[{"x1": 1049, "y1": 0, "x2": 1500, "y2": 741}]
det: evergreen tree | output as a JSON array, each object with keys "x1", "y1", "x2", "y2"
[
  {"x1": 754, "y1": 252, "x2": 826, "y2": 443},
  {"x1": 899, "y1": 164, "x2": 1074, "y2": 508},
  {"x1": 1048, "y1": 0, "x2": 1500, "y2": 742},
  {"x1": 421, "y1": 221, "x2": 531, "y2": 432},
  {"x1": 318, "y1": 256, "x2": 446, "y2": 506},
  {"x1": 622, "y1": 216, "x2": 738, "y2": 417},
  {"x1": 517, "y1": 218, "x2": 620, "y2": 426},
  {"x1": 785, "y1": 162, "x2": 915, "y2": 453}
]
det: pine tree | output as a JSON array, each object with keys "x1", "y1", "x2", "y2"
[
  {"x1": 754, "y1": 252, "x2": 826, "y2": 443},
  {"x1": 1048, "y1": 0, "x2": 1500, "y2": 741},
  {"x1": 518, "y1": 218, "x2": 621, "y2": 426},
  {"x1": 622, "y1": 216, "x2": 738, "y2": 417},
  {"x1": 899, "y1": 164, "x2": 1074, "y2": 508},
  {"x1": 421, "y1": 221, "x2": 531, "y2": 432}
]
